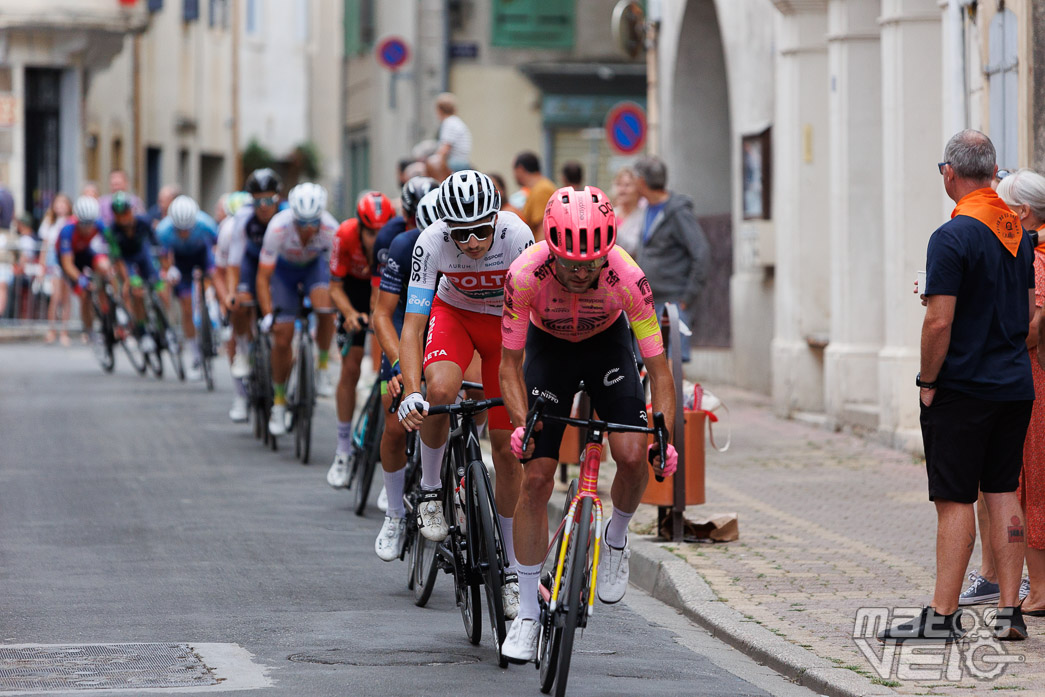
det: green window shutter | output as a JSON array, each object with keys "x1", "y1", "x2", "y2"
[
  {"x1": 344, "y1": 0, "x2": 361, "y2": 56},
  {"x1": 492, "y1": 0, "x2": 574, "y2": 49}
]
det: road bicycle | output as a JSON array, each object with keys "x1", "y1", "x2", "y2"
[
  {"x1": 191, "y1": 268, "x2": 220, "y2": 391},
  {"x1": 522, "y1": 395, "x2": 669, "y2": 697},
  {"x1": 346, "y1": 374, "x2": 384, "y2": 514},
  {"x1": 143, "y1": 282, "x2": 184, "y2": 381},
  {"x1": 282, "y1": 288, "x2": 332, "y2": 465},
  {"x1": 86, "y1": 271, "x2": 146, "y2": 375},
  {"x1": 410, "y1": 391, "x2": 512, "y2": 667},
  {"x1": 243, "y1": 304, "x2": 276, "y2": 450}
]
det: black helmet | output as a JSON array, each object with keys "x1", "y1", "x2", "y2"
[
  {"x1": 400, "y1": 176, "x2": 437, "y2": 220},
  {"x1": 245, "y1": 168, "x2": 282, "y2": 195}
]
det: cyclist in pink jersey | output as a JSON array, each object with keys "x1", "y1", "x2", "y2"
[{"x1": 499, "y1": 186, "x2": 678, "y2": 662}]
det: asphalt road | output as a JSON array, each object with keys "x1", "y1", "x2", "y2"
[{"x1": 0, "y1": 344, "x2": 819, "y2": 697}]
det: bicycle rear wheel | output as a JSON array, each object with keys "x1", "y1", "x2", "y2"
[
  {"x1": 553, "y1": 495, "x2": 592, "y2": 697},
  {"x1": 469, "y1": 460, "x2": 508, "y2": 667},
  {"x1": 166, "y1": 326, "x2": 185, "y2": 381},
  {"x1": 539, "y1": 479, "x2": 577, "y2": 693},
  {"x1": 196, "y1": 282, "x2": 214, "y2": 391},
  {"x1": 353, "y1": 381, "x2": 384, "y2": 515},
  {"x1": 114, "y1": 303, "x2": 147, "y2": 375}
]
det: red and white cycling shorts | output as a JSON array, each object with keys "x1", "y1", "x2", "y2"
[{"x1": 422, "y1": 297, "x2": 511, "y2": 430}]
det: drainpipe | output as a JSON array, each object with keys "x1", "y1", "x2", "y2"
[
  {"x1": 232, "y1": 0, "x2": 242, "y2": 188},
  {"x1": 441, "y1": 0, "x2": 450, "y2": 92},
  {"x1": 945, "y1": 0, "x2": 967, "y2": 135},
  {"x1": 646, "y1": 0, "x2": 661, "y2": 156}
]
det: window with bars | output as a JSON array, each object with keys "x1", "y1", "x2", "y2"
[{"x1": 987, "y1": 8, "x2": 1018, "y2": 168}]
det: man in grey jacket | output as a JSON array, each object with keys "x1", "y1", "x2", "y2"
[{"x1": 633, "y1": 156, "x2": 710, "y2": 355}]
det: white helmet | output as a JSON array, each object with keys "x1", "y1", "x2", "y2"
[
  {"x1": 169, "y1": 195, "x2": 199, "y2": 230},
  {"x1": 415, "y1": 189, "x2": 441, "y2": 231},
  {"x1": 74, "y1": 196, "x2": 100, "y2": 222},
  {"x1": 436, "y1": 170, "x2": 500, "y2": 224},
  {"x1": 288, "y1": 182, "x2": 327, "y2": 221}
]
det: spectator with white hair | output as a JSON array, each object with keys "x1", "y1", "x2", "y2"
[{"x1": 434, "y1": 92, "x2": 472, "y2": 173}]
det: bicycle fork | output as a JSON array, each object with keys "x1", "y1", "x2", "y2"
[{"x1": 549, "y1": 442, "x2": 605, "y2": 619}]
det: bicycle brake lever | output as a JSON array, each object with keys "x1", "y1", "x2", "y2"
[
  {"x1": 650, "y1": 412, "x2": 667, "y2": 483},
  {"x1": 522, "y1": 396, "x2": 546, "y2": 453}
]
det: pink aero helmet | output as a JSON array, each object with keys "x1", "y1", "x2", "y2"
[{"x1": 542, "y1": 186, "x2": 617, "y2": 261}]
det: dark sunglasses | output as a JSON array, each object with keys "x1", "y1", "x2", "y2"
[
  {"x1": 449, "y1": 224, "x2": 495, "y2": 244},
  {"x1": 556, "y1": 256, "x2": 607, "y2": 273},
  {"x1": 255, "y1": 195, "x2": 279, "y2": 206},
  {"x1": 295, "y1": 217, "x2": 321, "y2": 229},
  {"x1": 937, "y1": 162, "x2": 950, "y2": 175}
]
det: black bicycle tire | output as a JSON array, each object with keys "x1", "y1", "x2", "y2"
[
  {"x1": 411, "y1": 528, "x2": 440, "y2": 606},
  {"x1": 90, "y1": 291, "x2": 116, "y2": 373},
  {"x1": 353, "y1": 382, "x2": 383, "y2": 515},
  {"x1": 197, "y1": 281, "x2": 214, "y2": 391},
  {"x1": 167, "y1": 326, "x2": 185, "y2": 381},
  {"x1": 298, "y1": 338, "x2": 315, "y2": 464},
  {"x1": 469, "y1": 460, "x2": 508, "y2": 667},
  {"x1": 115, "y1": 300, "x2": 147, "y2": 375},
  {"x1": 554, "y1": 496, "x2": 592, "y2": 697},
  {"x1": 539, "y1": 479, "x2": 577, "y2": 693}
]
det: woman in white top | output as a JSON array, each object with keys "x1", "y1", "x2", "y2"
[
  {"x1": 612, "y1": 166, "x2": 646, "y2": 257},
  {"x1": 38, "y1": 192, "x2": 72, "y2": 345}
]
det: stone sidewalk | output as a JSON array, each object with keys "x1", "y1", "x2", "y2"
[{"x1": 613, "y1": 385, "x2": 1044, "y2": 697}]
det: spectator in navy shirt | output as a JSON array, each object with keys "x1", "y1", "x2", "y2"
[{"x1": 880, "y1": 129, "x2": 1033, "y2": 644}]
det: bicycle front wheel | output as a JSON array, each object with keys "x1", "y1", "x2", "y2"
[
  {"x1": 468, "y1": 460, "x2": 508, "y2": 667},
  {"x1": 353, "y1": 381, "x2": 384, "y2": 515},
  {"x1": 554, "y1": 495, "x2": 593, "y2": 697},
  {"x1": 539, "y1": 479, "x2": 577, "y2": 693},
  {"x1": 297, "y1": 337, "x2": 314, "y2": 464}
]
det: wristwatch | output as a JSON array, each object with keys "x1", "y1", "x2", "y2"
[{"x1": 916, "y1": 373, "x2": 938, "y2": 390}]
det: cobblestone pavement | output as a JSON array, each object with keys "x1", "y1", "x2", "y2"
[{"x1": 622, "y1": 385, "x2": 1044, "y2": 696}]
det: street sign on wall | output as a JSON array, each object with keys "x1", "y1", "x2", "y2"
[
  {"x1": 604, "y1": 101, "x2": 646, "y2": 155},
  {"x1": 376, "y1": 37, "x2": 410, "y2": 71}
]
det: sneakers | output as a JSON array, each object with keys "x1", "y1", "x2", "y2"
[
  {"x1": 877, "y1": 607, "x2": 965, "y2": 643},
  {"x1": 231, "y1": 352, "x2": 250, "y2": 378},
  {"x1": 597, "y1": 538, "x2": 631, "y2": 604},
  {"x1": 417, "y1": 490, "x2": 448, "y2": 542},
  {"x1": 316, "y1": 369, "x2": 334, "y2": 397},
  {"x1": 327, "y1": 452, "x2": 350, "y2": 488},
  {"x1": 502, "y1": 574, "x2": 520, "y2": 620},
  {"x1": 268, "y1": 404, "x2": 287, "y2": 436},
  {"x1": 959, "y1": 571, "x2": 1000, "y2": 606},
  {"x1": 502, "y1": 618, "x2": 540, "y2": 664},
  {"x1": 377, "y1": 485, "x2": 388, "y2": 512},
  {"x1": 992, "y1": 606, "x2": 1027, "y2": 641},
  {"x1": 375, "y1": 516, "x2": 407, "y2": 561},
  {"x1": 1020, "y1": 577, "x2": 1030, "y2": 601},
  {"x1": 229, "y1": 395, "x2": 248, "y2": 422}
]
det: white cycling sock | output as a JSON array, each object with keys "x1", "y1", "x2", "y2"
[
  {"x1": 517, "y1": 562, "x2": 542, "y2": 622},
  {"x1": 604, "y1": 508, "x2": 635, "y2": 549},
  {"x1": 383, "y1": 467, "x2": 406, "y2": 519},
  {"x1": 191, "y1": 338, "x2": 201, "y2": 361},
  {"x1": 420, "y1": 440, "x2": 447, "y2": 491},
  {"x1": 336, "y1": 421, "x2": 353, "y2": 455},
  {"x1": 233, "y1": 376, "x2": 247, "y2": 398},
  {"x1": 235, "y1": 335, "x2": 249, "y2": 356},
  {"x1": 498, "y1": 514, "x2": 517, "y2": 571}
]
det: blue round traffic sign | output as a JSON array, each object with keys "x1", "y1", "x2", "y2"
[
  {"x1": 605, "y1": 102, "x2": 647, "y2": 155},
  {"x1": 376, "y1": 37, "x2": 410, "y2": 70}
]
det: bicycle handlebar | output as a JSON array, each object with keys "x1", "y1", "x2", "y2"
[
  {"x1": 523, "y1": 396, "x2": 669, "y2": 482},
  {"x1": 428, "y1": 397, "x2": 504, "y2": 417}
]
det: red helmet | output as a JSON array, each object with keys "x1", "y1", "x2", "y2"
[
  {"x1": 543, "y1": 186, "x2": 616, "y2": 261},
  {"x1": 356, "y1": 190, "x2": 394, "y2": 229}
]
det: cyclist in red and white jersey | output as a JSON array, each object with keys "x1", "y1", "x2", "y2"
[
  {"x1": 397, "y1": 170, "x2": 534, "y2": 619},
  {"x1": 498, "y1": 186, "x2": 677, "y2": 662},
  {"x1": 326, "y1": 191, "x2": 395, "y2": 488}
]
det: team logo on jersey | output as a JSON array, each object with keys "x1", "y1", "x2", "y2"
[
  {"x1": 639, "y1": 410, "x2": 648, "y2": 423},
  {"x1": 386, "y1": 258, "x2": 400, "y2": 274},
  {"x1": 445, "y1": 270, "x2": 506, "y2": 293},
  {"x1": 603, "y1": 368, "x2": 625, "y2": 387},
  {"x1": 425, "y1": 348, "x2": 448, "y2": 362},
  {"x1": 605, "y1": 269, "x2": 621, "y2": 287},
  {"x1": 531, "y1": 386, "x2": 559, "y2": 404}
]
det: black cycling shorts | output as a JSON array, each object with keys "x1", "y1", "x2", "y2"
[
  {"x1": 523, "y1": 315, "x2": 647, "y2": 461},
  {"x1": 920, "y1": 387, "x2": 1031, "y2": 503},
  {"x1": 335, "y1": 276, "x2": 371, "y2": 350}
]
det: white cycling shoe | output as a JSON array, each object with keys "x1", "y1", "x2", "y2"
[
  {"x1": 375, "y1": 516, "x2": 407, "y2": 561},
  {"x1": 229, "y1": 395, "x2": 248, "y2": 422},
  {"x1": 231, "y1": 353, "x2": 250, "y2": 378},
  {"x1": 502, "y1": 618, "x2": 540, "y2": 663},
  {"x1": 416, "y1": 490, "x2": 448, "y2": 542},
  {"x1": 316, "y1": 369, "x2": 334, "y2": 397},
  {"x1": 597, "y1": 538, "x2": 631, "y2": 604},
  {"x1": 327, "y1": 452, "x2": 350, "y2": 488},
  {"x1": 268, "y1": 404, "x2": 287, "y2": 436}
]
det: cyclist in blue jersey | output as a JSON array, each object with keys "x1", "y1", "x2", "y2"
[
  {"x1": 156, "y1": 195, "x2": 219, "y2": 380},
  {"x1": 371, "y1": 187, "x2": 439, "y2": 560},
  {"x1": 105, "y1": 191, "x2": 160, "y2": 351},
  {"x1": 227, "y1": 168, "x2": 284, "y2": 379}
]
